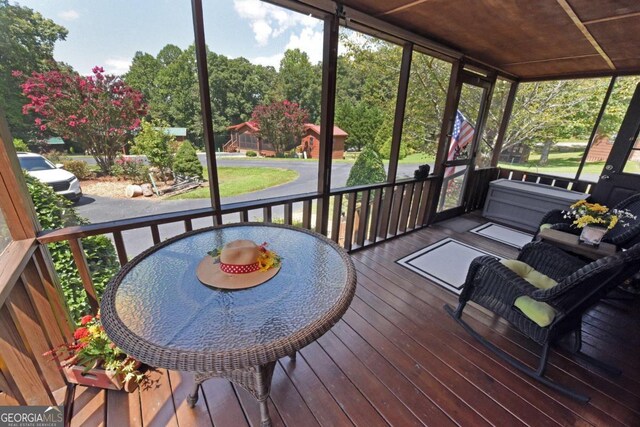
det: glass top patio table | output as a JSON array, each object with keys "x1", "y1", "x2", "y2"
[{"x1": 101, "y1": 223, "x2": 357, "y2": 373}]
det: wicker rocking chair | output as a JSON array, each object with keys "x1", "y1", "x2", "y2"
[
  {"x1": 445, "y1": 241, "x2": 640, "y2": 402},
  {"x1": 534, "y1": 193, "x2": 640, "y2": 248}
]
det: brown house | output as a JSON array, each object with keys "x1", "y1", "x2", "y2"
[{"x1": 226, "y1": 122, "x2": 347, "y2": 159}]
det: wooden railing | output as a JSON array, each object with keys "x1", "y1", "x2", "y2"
[
  {"x1": 37, "y1": 177, "x2": 435, "y2": 315},
  {"x1": 0, "y1": 240, "x2": 71, "y2": 406}
]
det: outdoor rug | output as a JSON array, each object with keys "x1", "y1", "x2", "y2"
[
  {"x1": 469, "y1": 222, "x2": 533, "y2": 249},
  {"x1": 396, "y1": 238, "x2": 501, "y2": 295}
]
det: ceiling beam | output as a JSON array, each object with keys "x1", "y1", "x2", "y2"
[
  {"x1": 583, "y1": 11, "x2": 640, "y2": 26},
  {"x1": 501, "y1": 53, "x2": 601, "y2": 67},
  {"x1": 556, "y1": 0, "x2": 615, "y2": 70},
  {"x1": 379, "y1": 0, "x2": 430, "y2": 16}
]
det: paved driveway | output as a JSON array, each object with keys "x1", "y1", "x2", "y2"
[{"x1": 74, "y1": 155, "x2": 423, "y2": 256}]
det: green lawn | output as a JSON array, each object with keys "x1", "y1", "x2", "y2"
[
  {"x1": 497, "y1": 151, "x2": 640, "y2": 175},
  {"x1": 169, "y1": 167, "x2": 299, "y2": 200}
]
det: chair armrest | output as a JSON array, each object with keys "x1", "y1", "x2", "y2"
[
  {"x1": 517, "y1": 241, "x2": 586, "y2": 281},
  {"x1": 460, "y1": 255, "x2": 540, "y2": 305},
  {"x1": 539, "y1": 209, "x2": 572, "y2": 227},
  {"x1": 549, "y1": 223, "x2": 579, "y2": 235}
]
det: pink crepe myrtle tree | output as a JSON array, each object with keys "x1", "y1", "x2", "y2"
[
  {"x1": 19, "y1": 66, "x2": 147, "y2": 174},
  {"x1": 251, "y1": 100, "x2": 307, "y2": 156}
]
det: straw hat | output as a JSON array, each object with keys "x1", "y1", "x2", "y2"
[{"x1": 196, "y1": 240, "x2": 281, "y2": 290}]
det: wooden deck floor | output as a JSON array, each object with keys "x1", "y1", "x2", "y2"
[{"x1": 67, "y1": 215, "x2": 640, "y2": 426}]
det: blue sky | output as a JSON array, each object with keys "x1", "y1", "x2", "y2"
[{"x1": 17, "y1": 0, "x2": 324, "y2": 74}]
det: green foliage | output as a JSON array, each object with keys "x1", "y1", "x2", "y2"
[
  {"x1": 346, "y1": 146, "x2": 387, "y2": 187},
  {"x1": 13, "y1": 137, "x2": 28, "y2": 151},
  {"x1": 172, "y1": 141, "x2": 203, "y2": 180},
  {"x1": 131, "y1": 119, "x2": 176, "y2": 181},
  {"x1": 0, "y1": 0, "x2": 68, "y2": 140},
  {"x1": 379, "y1": 137, "x2": 408, "y2": 160},
  {"x1": 23, "y1": 173, "x2": 119, "y2": 322},
  {"x1": 61, "y1": 159, "x2": 92, "y2": 180},
  {"x1": 208, "y1": 53, "x2": 277, "y2": 136},
  {"x1": 112, "y1": 157, "x2": 149, "y2": 184},
  {"x1": 273, "y1": 49, "x2": 321, "y2": 123},
  {"x1": 246, "y1": 150, "x2": 257, "y2": 157},
  {"x1": 335, "y1": 101, "x2": 383, "y2": 151}
]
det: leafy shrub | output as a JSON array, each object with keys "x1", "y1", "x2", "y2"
[
  {"x1": 173, "y1": 141, "x2": 203, "y2": 180},
  {"x1": 112, "y1": 157, "x2": 149, "y2": 184},
  {"x1": 346, "y1": 146, "x2": 387, "y2": 187},
  {"x1": 379, "y1": 137, "x2": 408, "y2": 160},
  {"x1": 13, "y1": 138, "x2": 29, "y2": 152},
  {"x1": 61, "y1": 160, "x2": 93, "y2": 180},
  {"x1": 24, "y1": 173, "x2": 119, "y2": 322},
  {"x1": 246, "y1": 150, "x2": 257, "y2": 157},
  {"x1": 131, "y1": 119, "x2": 176, "y2": 182}
]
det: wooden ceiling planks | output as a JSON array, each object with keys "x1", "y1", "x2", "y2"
[
  {"x1": 587, "y1": 16, "x2": 640, "y2": 66},
  {"x1": 335, "y1": 0, "x2": 640, "y2": 79},
  {"x1": 566, "y1": 0, "x2": 640, "y2": 23}
]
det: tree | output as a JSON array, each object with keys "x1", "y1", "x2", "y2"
[
  {"x1": 251, "y1": 100, "x2": 308, "y2": 155},
  {"x1": 152, "y1": 46, "x2": 201, "y2": 146},
  {"x1": 346, "y1": 146, "x2": 387, "y2": 187},
  {"x1": 0, "y1": 1, "x2": 67, "y2": 139},
  {"x1": 131, "y1": 119, "x2": 177, "y2": 182},
  {"x1": 272, "y1": 49, "x2": 322, "y2": 124},
  {"x1": 173, "y1": 141, "x2": 203, "y2": 180},
  {"x1": 208, "y1": 52, "x2": 277, "y2": 135},
  {"x1": 335, "y1": 101, "x2": 383, "y2": 151},
  {"x1": 20, "y1": 66, "x2": 146, "y2": 174},
  {"x1": 124, "y1": 51, "x2": 160, "y2": 106}
]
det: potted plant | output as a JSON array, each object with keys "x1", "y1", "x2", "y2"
[
  {"x1": 45, "y1": 313, "x2": 146, "y2": 392},
  {"x1": 563, "y1": 200, "x2": 636, "y2": 246}
]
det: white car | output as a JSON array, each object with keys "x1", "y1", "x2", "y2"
[{"x1": 18, "y1": 152, "x2": 82, "y2": 202}]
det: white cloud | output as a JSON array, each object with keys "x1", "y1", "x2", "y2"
[
  {"x1": 233, "y1": 0, "x2": 318, "y2": 46},
  {"x1": 104, "y1": 58, "x2": 132, "y2": 75},
  {"x1": 250, "y1": 53, "x2": 284, "y2": 68},
  {"x1": 285, "y1": 27, "x2": 323, "y2": 64},
  {"x1": 58, "y1": 9, "x2": 79, "y2": 21}
]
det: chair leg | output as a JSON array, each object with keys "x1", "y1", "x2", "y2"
[
  {"x1": 536, "y1": 343, "x2": 550, "y2": 377},
  {"x1": 444, "y1": 304, "x2": 590, "y2": 403}
]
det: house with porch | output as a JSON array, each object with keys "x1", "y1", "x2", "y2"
[{"x1": 225, "y1": 121, "x2": 347, "y2": 159}]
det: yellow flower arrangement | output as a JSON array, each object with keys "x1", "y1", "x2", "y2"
[
  {"x1": 564, "y1": 200, "x2": 634, "y2": 230},
  {"x1": 258, "y1": 243, "x2": 281, "y2": 271}
]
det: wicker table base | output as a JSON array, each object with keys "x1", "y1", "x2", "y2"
[{"x1": 187, "y1": 354, "x2": 296, "y2": 427}]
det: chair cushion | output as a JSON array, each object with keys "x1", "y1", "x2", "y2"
[
  {"x1": 539, "y1": 223, "x2": 552, "y2": 232},
  {"x1": 514, "y1": 296, "x2": 557, "y2": 327},
  {"x1": 501, "y1": 259, "x2": 558, "y2": 327},
  {"x1": 500, "y1": 259, "x2": 557, "y2": 289}
]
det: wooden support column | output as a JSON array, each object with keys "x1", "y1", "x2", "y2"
[
  {"x1": 575, "y1": 76, "x2": 616, "y2": 179},
  {"x1": 490, "y1": 81, "x2": 519, "y2": 167},
  {"x1": 426, "y1": 60, "x2": 462, "y2": 223},
  {"x1": 316, "y1": 12, "x2": 340, "y2": 235},
  {"x1": 387, "y1": 43, "x2": 413, "y2": 182},
  {"x1": 191, "y1": 0, "x2": 222, "y2": 225}
]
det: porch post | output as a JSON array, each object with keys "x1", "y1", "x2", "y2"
[
  {"x1": 424, "y1": 60, "x2": 462, "y2": 224},
  {"x1": 316, "y1": 12, "x2": 340, "y2": 235},
  {"x1": 575, "y1": 76, "x2": 616, "y2": 180},
  {"x1": 490, "y1": 81, "x2": 519, "y2": 167},
  {"x1": 191, "y1": 0, "x2": 223, "y2": 224},
  {"x1": 387, "y1": 42, "x2": 413, "y2": 183}
]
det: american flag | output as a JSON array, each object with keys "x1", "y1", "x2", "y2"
[{"x1": 445, "y1": 111, "x2": 475, "y2": 177}]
